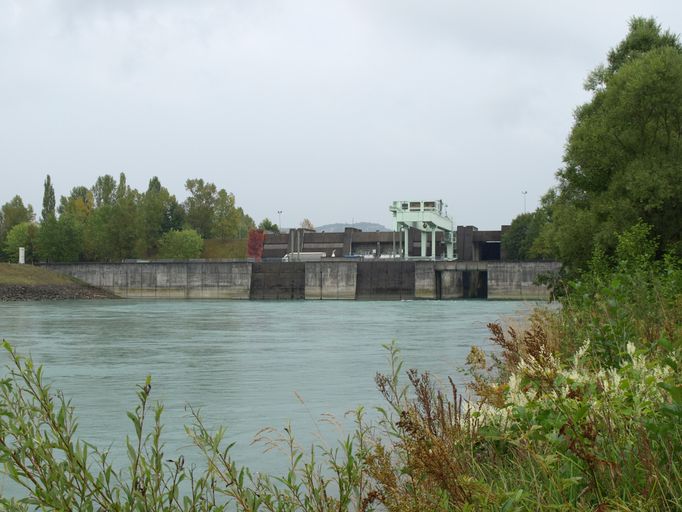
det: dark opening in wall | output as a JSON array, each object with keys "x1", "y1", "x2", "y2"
[
  {"x1": 479, "y1": 241, "x2": 501, "y2": 261},
  {"x1": 462, "y1": 270, "x2": 488, "y2": 298}
]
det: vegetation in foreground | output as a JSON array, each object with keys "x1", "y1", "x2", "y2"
[{"x1": 0, "y1": 223, "x2": 680, "y2": 511}]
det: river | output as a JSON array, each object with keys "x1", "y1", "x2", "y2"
[{"x1": 0, "y1": 299, "x2": 532, "y2": 493}]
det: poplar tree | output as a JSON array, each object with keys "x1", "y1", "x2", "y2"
[{"x1": 41, "y1": 174, "x2": 56, "y2": 221}]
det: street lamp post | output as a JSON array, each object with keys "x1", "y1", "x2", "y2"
[
  {"x1": 522, "y1": 191, "x2": 528, "y2": 213},
  {"x1": 277, "y1": 210, "x2": 283, "y2": 230}
]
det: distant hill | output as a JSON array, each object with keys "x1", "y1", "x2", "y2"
[{"x1": 315, "y1": 222, "x2": 390, "y2": 233}]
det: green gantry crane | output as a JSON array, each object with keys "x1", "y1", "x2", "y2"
[{"x1": 389, "y1": 200, "x2": 456, "y2": 260}]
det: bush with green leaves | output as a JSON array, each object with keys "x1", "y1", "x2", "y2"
[
  {"x1": 2, "y1": 222, "x2": 38, "y2": 263},
  {"x1": 156, "y1": 229, "x2": 204, "y2": 260}
]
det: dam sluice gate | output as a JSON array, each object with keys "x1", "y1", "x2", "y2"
[{"x1": 44, "y1": 260, "x2": 560, "y2": 301}]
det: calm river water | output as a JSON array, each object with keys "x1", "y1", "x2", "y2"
[{"x1": 0, "y1": 299, "x2": 531, "y2": 491}]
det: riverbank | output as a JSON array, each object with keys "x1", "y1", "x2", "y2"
[
  {"x1": 0, "y1": 226, "x2": 680, "y2": 510},
  {"x1": 0, "y1": 263, "x2": 114, "y2": 301}
]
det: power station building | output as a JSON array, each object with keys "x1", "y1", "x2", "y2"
[{"x1": 263, "y1": 200, "x2": 510, "y2": 262}]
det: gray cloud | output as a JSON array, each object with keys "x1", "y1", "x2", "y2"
[{"x1": 1, "y1": 0, "x2": 681, "y2": 229}]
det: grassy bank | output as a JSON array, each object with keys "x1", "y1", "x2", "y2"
[
  {"x1": 0, "y1": 263, "x2": 114, "y2": 300},
  {"x1": 0, "y1": 263, "x2": 77, "y2": 286},
  {"x1": 0, "y1": 226, "x2": 680, "y2": 510}
]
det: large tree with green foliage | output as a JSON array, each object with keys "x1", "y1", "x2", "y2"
[
  {"x1": 184, "y1": 178, "x2": 218, "y2": 238},
  {"x1": 41, "y1": 175, "x2": 56, "y2": 222},
  {"x1": 0, "y1": 196, "x2": 34, "y2": 246},
  {"x1": 92, "y1": 174, "x2": 117, "y2": 207},
  {"x1": 36, "y1": 215, "x2": 83, "y2": 262},
  {"x1": 135, "y1": 176, "x2": 179, "y2": 256},
  {"x1": 512, "y1": 17, "x2": 682, "y2": 269}
]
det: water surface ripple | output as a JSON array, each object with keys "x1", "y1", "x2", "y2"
[{"x1": 0, "y1": 299, "x2": 529, "y2": 480}]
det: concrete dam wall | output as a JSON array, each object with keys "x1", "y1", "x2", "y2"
[{"x1": 43, "y1": 260, "x2": 561, "y2": 300}]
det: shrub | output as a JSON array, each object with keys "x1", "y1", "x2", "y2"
[
  {"x1": 2, "y1": 222, "x2": 38, "y2": 263},
  {"x1": 156, "y1": 229, "x2": 203, "y2": 260}
]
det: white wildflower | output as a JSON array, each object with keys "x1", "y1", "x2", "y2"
[{"x1": 626, "y1": 342, "x2": 636, "y2": 358}]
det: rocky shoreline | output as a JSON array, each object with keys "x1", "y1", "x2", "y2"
[{"x1": 0, "y1": 284, "x2": 117, "y2": 301}]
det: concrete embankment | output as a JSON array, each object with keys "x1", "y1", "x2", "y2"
[{"x1": 42, "y1": 260, "x2": 561, "y2": 300}]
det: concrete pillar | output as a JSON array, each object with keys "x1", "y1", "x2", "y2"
[
  {"x1": 414, "y1": 261, "x2": 436, "y2": 299},
  {"x1": 404, "y1": 228, "x2": 409, "y2": 259},
  {"x1": 447, "y1": 236, "x2": 454, "y2": 260},
  {"x1": 431, "y1": 230, "x2": 436, "y2": 260},
  {"x1": 420, "y1": 231, "x2": 427, "y2": 258},
  {"x1": 18, "y1": 247, "x2": 25, "y2": 264}
]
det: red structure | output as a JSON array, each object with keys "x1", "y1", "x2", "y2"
[{"x1": 247, "y1": 229, "x2": 265, "y2": 261}]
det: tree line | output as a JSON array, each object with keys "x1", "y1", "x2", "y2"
[
  {"x1": 503, "y1": 17, "x2": 682, "y2": 270},
  {"x1": 0, "y1": 175, "x2": 262, "y2": 262}
]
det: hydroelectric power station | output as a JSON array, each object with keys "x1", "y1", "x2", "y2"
[{"x1": 42, "y1": 200, "x2": 560, "y2": 300}]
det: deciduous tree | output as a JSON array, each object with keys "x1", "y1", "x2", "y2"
[
  {"x1": 3, "y1": 222, "x2": 38, "y2": 262},
  {"x1": 0, "y1": 195, "x2": 34, "y2": 245},
  {"x1": 258, "y1": 218, "x2": 279, "y2": 233},
  {"x1": 523, "y1": 17, "x2": 682, "y2": 268},
  {"x1": 41, "y1": 175, "x2": 56, "y2": 222}
]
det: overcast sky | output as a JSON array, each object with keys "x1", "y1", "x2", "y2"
[{"x1": 1, "y1": 1, "x2": 681, "y2": 229}]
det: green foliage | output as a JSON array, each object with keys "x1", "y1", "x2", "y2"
[
  {"x1": 184, "y1": 180, "x2": 253, "y2": 241},
  {"x1": 518, "y1": 17, "x2": 682, "y2": 269},
  {"x1": 0, "y1": 196, "x2": 34, "y2": 248},
  {"x1": 4, "y1": 174, "x2": 251, "y2": 263},
  {"x1": 184, "y1": 179, "x2": 218, "y2": 239},
  {"x1": 2, "y1": 222, "x2": 38, "y2": 263},
  {"x1": 586, "y1": 17, "x2": 682, "y2": 91},
  {"x1": 58, "y1": 186, "x2": 94, "y2": 222},
  {"x1": 553, "y1": 222, "x2": 682, "y2": 367},
  {"x1": 41, "y1": 175, "x2": 56, "y2": 222},
  {"x1": 36, "y1": 215, "x2": 83, "y2": 262},
  {"x1": 258, "y1": 218, "x2": 280, "y2": 233},
  {"x1": 157, "y1": 229, "x2": 204, "y2": 260},
  {"x1": 81, "y1": 174, "x2": 140, "y2": 262},
  {"x1": 211, "y1": 189, "x2": 237, "y2": 240},
  {"x1": 502, "y1": 212, "x2": 543, "y2": 260},
  {"x1": 135, "y1": 177, "x2": 179, "y2": 257},
  {"x1": 92, "y1": 174, "x2": 117, "y2": 207}
]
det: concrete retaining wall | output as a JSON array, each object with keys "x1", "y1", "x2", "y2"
[
  {"x1": 305, "y1": 261, "x2": 357, "y2": 299},
  {"x1": 487, "y1": 261, "x2": 561, "y2": 300},
  {"x1": 415, "y1": 262, "x2": 436, "y2": 299},
  {"x1": 44, "y1": 260, "x2": 560, "y2": 301},
  {"x1": 438, "y1": 270, "x2": 463, "y2": 299},
  {"x1": 250, "y1": 262, "x2": 304, "y2": 299},
  {"x1": 355, "y1": 261, "x2": 415, "y2": 300},
  {"x1": 44, "y1": 262, "x2": 252, "y2": 299}
]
